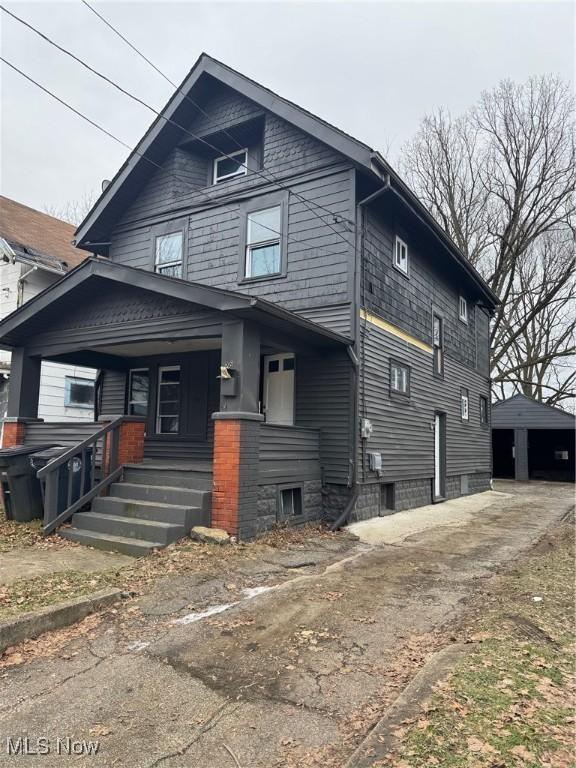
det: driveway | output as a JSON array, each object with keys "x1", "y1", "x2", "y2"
[{"x1": 0, "y1": 481, "x2": 573, "y2": 767}]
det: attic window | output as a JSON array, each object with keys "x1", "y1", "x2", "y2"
[
  {"x1": 394, "y1": 236, "x2": 409, "y2": 276},
  {"x1": 459, "y1": 296, "x2": 468, "y2": 323},
  {"x1": 213, "y1": 149, "x2": 248, "y2": 184},
  {"x1": 155, "y1": 232, "x2": 183, "y2": 278}
]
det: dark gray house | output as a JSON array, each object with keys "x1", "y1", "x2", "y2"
[
  {"x1": 0, "y1": 54, "x2": 498, "y2": 553},
  {"x1": 492, "y1": 394, "x2": 575, "y2": 482}
]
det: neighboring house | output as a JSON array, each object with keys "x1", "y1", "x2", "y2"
[
  {"x1": 0, "y1": 55, "x2": 498, "y2": 553},
  {"x1": 492, "y1": 394, "x2": 575, "y2": 482},
  {"x1": 0, "y1": 197, "x2": 96, "y2": 424}
]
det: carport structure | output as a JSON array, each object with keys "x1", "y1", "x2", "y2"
[{"x1": 492, "y1": 394, "x2": 575, "y2": 482}]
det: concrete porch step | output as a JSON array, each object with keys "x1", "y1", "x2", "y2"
[
  {"x1": 70, "y1": 510, "x2": 186, "y2": 544},
  {"x1": 122, "y1": 466, "x2": 212, "y2": 490},
  {"x1": 60, "y1": 528, "x2": 163, "y2": 557},
  {"x1": 93, "y1": 495, "x2": 209, "y2": 527},
  {"x1": 110, "y1": 482, "x2": 211, "y2": 510}
]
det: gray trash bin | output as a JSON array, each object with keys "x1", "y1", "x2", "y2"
[
  {"x1": 31, "y1": 447, "x2": 93, "y2": 519},
  {"x1": 0, "y1": 444, "x2": 58, "y2": 522}
]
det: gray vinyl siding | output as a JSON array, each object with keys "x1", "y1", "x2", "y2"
[
  {"x1": 492, "y1": 395, "x2": 576, "y2": 430},
  {"x1": 24, "y1": 421, "x2": 100, "y2": 448},
  {"x1": 295, "y1": 350, "x2": 353, "y2": 485},
  {"x1": 359, "y1": 319, "x2": 491, "y2": 483},
  {"x1": 363, "y1": 209, "x2": 479, "y2": 371},
  {"x1": 259, "y1": 424, "x2": 321, "y2": 484},
  {"x1": 99, "y1": 370, "x2": 126, "y2": 416}
]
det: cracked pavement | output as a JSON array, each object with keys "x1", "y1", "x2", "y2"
[{"x1": 0, "y1": 481, "x2": 573, "y2": 767}]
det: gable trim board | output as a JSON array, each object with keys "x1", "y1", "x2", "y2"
[{"x1": 360, "y1": 309, "x2": 433, "y2": 355}]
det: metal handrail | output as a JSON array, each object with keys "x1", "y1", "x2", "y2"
[{"x1": 39, "y1": 416, "x2": 132, "y2": 535}]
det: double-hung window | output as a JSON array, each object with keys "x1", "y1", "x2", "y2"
[
  {"x1": 155, "y1": 232, "x2": 183, "y2": 278},
  {"x1": 245, "y1": 206, "x2": 282, "y2": 279},
  {"x1": 213, "y1": 148, "x2": 248, "y2": 184},
  {"x1": 128, "y1": 369, "x2": 149, "y2": 417},
  {"x1": 390, "y1": 360, "x2": 410, "y2": 397},
  {"x1": 433, "y1": 313, "x2": 444, "y2": 377},
  {"x1": 156, "y1": 366, "x2": 180, "y2": 434},
  {"x1": 394, "y1": 236, "x2": 409, "y2": 275},
  {"x1": 461, "y1": 388, "x2": 470, "y2": 421}
]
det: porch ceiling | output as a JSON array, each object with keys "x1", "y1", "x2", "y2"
[{"x1": 90, "y1": 338, "x2": 222, "y2": 357}]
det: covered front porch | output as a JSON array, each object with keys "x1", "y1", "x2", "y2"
[{"x1": 0, "y1": 258, "x2": 353, "y2": 545}]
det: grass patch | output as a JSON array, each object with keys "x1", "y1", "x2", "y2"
[{"x1": 383, "y1": 518, "x2": 575, "y2": 768}]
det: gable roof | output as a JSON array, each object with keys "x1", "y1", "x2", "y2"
[
  {"x1": 74, "y1": 53, "x2": 498, "y2": 308},
  {"x1": 492, "y1": 393, "x2": 576, "y2": 430},
  {"x1": 0, "y1": 196, "x2": 86, "y2": 271},
  {"x1": 0, "y1": 257, "x2": 352, "y2": 351}
]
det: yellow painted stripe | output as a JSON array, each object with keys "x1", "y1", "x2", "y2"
[{"x1": 360, "y1": 309, "x2": 433, "y2": 354}]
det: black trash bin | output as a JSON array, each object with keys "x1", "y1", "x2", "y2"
[
  {"x1": 0, "y1": 444, "x2": 58, "y2": 522},
  {"x1": 31, "y1": 447, "x2": 93, "y2": 520}
]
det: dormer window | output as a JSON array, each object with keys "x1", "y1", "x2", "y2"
[
  {"x1": 394, "y1": 236, "x2": 409, "y2": 276},
  {"x1": 213, "y1": 148, "x2": 248, "y2": 184}
]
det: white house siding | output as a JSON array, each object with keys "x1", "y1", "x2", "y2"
[{"x1": 0, "y1": 261, "x2": 96, "y2": 421}]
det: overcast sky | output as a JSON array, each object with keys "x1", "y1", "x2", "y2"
[{"x1": 1, "y1": 0, "x2": 573, "y2": 217}]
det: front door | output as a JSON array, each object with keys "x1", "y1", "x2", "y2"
[
  {"x1": 263, "y1": 353, "x2": 295, "y2": 425},
  {"x1": 434, "y1": 412, "x2": 446, "y2": 501},
  {"x1": 156, "y1": 365, "x2": 181, "y2": 434}
]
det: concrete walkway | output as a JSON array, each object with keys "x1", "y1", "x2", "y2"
[
  {"x1": 347, "y1": 489, "x2": 510, "y2": 544},
  {"x1": 0, "y1": 481, "x2": 573, "y2": 768},
  {"x1": 0, "y1": 547, "x2": 133, "y2": 586}
]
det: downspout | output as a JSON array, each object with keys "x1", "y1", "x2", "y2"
[
  {"x1": 330, "y1": 176, "x2": 391, "y2": 532},
  {"x1": 17, "y1": 265, "x2": 39, "y2": 307}
]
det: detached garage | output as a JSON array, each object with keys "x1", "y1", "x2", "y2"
[{"x1": 492, "y1": 394, "x2": 575, "y2": 482}]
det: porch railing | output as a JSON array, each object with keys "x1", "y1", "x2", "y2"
[{"x1": 37, "y1": 416, "x2": 126, "y2": 535}]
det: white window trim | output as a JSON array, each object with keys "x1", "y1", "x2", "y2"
[
  {"x1": 213, "y1": 148, "x2": 248, "y2": 184},
  {"x1": 394, "y1": 236, "x2": 409, "y2": 276},
  {"x1": 459, "y1": 296, "x2": 468, "y2": 323},
  {"x1": 64, "y1": 376, "x2": 95, "y2": 409},
  {"x1": 156, "y1": 365, "x2": 181, "y2": 434},
  {"x1": 245, "y1": 205, "x2": 282, "y2": 279},
  {"x1": 154, "y1": 231, "x2": 183, "y2": 276}
]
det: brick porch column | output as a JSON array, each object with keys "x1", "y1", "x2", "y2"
[
  {"x1": 1, "y1": 418, "x2": 27, "y2": 448},
  {"x1": 212, "y1": 412, "x2": 263, "y2": 539},
  {"x1": 101, "y1": 416, "x2": 146, "y2": 473}
]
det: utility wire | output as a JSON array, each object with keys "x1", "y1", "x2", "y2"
[
  {"x1": 0, "y1": 56, "x2": 347, "y2": 260},
  {"x1": 2, "y1": 3, "x2": 353, "y2": 249},
  {"x1": 79, "y1": 0, "x2": 356, "y2": 233}
]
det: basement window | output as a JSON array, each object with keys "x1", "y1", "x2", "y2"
[
  {"x1": 280, "y1": 486, "x2": 303, "y2": 518},
  {"x1": 65, "y1": 377, "x2": 95, "y2": 408}
]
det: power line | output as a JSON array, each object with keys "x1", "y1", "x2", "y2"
[
  {"x1": 79, "y1": 0, "x2": 356, "y2": 235},
  {"x1": 0, "y1": 56, "x2": 348, "y2": 261}
]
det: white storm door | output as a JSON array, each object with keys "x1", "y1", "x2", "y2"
[{"x1": 263, "y1": 353, "x2": 295, "y2": 425}]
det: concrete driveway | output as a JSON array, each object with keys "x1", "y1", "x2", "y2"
[{"x1": 0, "y1": 481, "x2": 573, "y2": 768}]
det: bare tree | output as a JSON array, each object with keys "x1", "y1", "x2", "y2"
[
  {"x1": 402, "y1": 75, "x2": 575, "y2": 407},
  {"x1": 43, "y1": 191, "x2": 97, "y2": 226}
]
